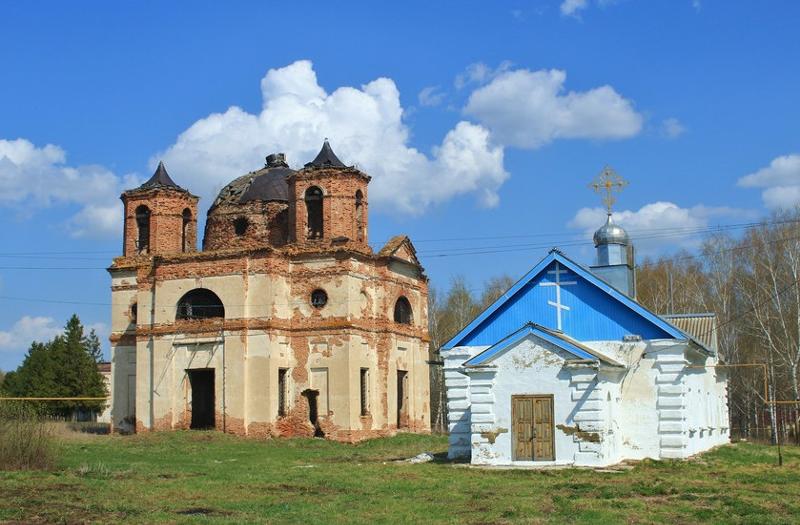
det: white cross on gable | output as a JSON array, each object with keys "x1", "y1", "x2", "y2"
[{"x1": 540, "y1": 262, "x2": 577, "y2": 331}]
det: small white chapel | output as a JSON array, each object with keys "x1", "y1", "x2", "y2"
[{"x1": 441, "y1": 169, "x2": 730, "y2": 467}]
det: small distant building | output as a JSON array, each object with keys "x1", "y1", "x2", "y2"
[{"x1": 442, "y1": 204, "x2": 729, "y2": 466}]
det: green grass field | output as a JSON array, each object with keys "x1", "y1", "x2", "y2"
[{"x1": 0, "y1": 431, "x2": 798, "y2": 524}]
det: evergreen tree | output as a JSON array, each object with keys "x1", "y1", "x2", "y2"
[
  {"x1": 85, "y1": 329, "x2": 103, "y2": 363},
  {"x1": 3, "y1": 315, "x2": 107, "y2": 416}
]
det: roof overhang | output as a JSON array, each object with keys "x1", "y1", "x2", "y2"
[
  {"x1": 463, "y1": 322, "x2": 625, "y2": 368},
  {"x1": 443, "y1": 249, "x2": 687, "y2": 350}
]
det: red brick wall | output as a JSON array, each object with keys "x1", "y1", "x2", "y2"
[
  {"x1": 122, "y1": 189, "x2": 198, "y2": 256},
  {"x1": 204, "y1": 201, "x2": 289, "y2": 251},
  {"x1": 288, "y1": 168, "x2": 370, "y2": 245}
]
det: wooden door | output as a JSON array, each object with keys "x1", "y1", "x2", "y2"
[{"x1": 512, "y1": 395, "x2": 554, "y2": 461}]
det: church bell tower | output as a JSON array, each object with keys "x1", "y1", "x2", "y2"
[
  {"x1": 121, "y1": 162, "x2": 199, "y2": 257},
  {"x1": 287, "y1": 140, "x2": 371, "y2": 246}
]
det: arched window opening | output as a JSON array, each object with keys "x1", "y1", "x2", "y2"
[
  {"x1": 305, "y1": 186, "x2": 323, "y2": 240},
  {"x1": 355, "y1": 190, "x2": 364, "y2": 242},
  {"x1": 135, "y1": 205, "x2": 151, "y2": 253},
  {"x1": 176, "y1": 289, "x2": 225, "y2": 320},
  {"x1": 394, "y1": 296, "x2": 413, "y2": 325},
  {"x1": 130, "y1": 303, "x2": 138, "y2": 324},
  {"x1": 233, "y1": 217, "x2": 249, "y2": 236},
  {"x1": 181, "y1": 208, "x2": 192, "y2": 252}
]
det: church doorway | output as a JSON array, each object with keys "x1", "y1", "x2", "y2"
[
  {"x1": 512, "y1": 395, "x2": 554, "y2": 461},
  {"x1": 302, "y1": 389, "x2": 325, "y2": 437},
  {"x1": 397, "y1": 370, "x2": 409, "y2": 429},
  {"x1": 188, "y1": 369, "x2": 215, "y2": 429}
]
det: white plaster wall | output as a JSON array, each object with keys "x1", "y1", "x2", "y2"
[
  {"x1": 442, "y1": 346, "x2": 484, "y2": 459},
  {"x1": 585, "y1": 341, "x2": 646, "y2": 366},
  {"x1": 110, "y1": 345, "x2": 136, "y2": 431},
  {"x1": 153, "y1": 275, "x2": 245, "y2": 323},
  {"x1": 109, "y1": 270, "x2": 138, "y2": 432},
  {"x1": 683, "y1": 353, "x2": 730, "y2": 455},
  {"x1": 445, "y1": 337, "x2": 730, "y2": 467},
  {"x1": 616, "y1": 344, "x2": 661, "y2": 460},
  {"x1": 466, "y1": 337, "x2": 613, "y2": 467}
]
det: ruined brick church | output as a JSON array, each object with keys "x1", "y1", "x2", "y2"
[{"x1": 108, "y1": 141, "x2": 430, "y2": 441}]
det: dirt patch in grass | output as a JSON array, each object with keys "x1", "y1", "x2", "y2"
[{"x1": 175, "y1": 507, "x2": 232, "y2": 517}]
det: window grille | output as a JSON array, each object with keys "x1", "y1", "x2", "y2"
[
  {"x1": 278, "y1": 368, "x2": 289, "y2": 417},
  {"x1": 360, "y1": 368, "x2": 369, "y2": 416}
]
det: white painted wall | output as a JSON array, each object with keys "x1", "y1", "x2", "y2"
[
  {"x1": 464, "y1": 336, "x2": 616, "y2": 467},
  {"x1": 442, "y1": 346, "x2": 484, "y2": 459},
  {"x1": 683, "y1": 352, "x2": 730, "y2": 455},
  {"x1": 445, "y1": 337, "x2": 730, "y2": 467}
]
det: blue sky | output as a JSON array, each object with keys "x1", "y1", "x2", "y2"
[{"x1": 1, "y1": 1, "x2": 799, "y2": 370}]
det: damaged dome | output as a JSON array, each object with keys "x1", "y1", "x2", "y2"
[{"x1": 210, "y1": 153, "x2": 293, "y2": 209}]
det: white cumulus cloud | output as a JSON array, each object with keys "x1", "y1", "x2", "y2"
[
  {"x1": 0, "y1": 316, "x2": 62, "y2": 353},
  {"x1": 561, "y1": 0, "x2": 589, "y2": 16},
  {"x1": 454, "y1": 61, "x2": 514, "y2": 90},
  {"x1": 569, "y1": 201, "x2": 751, "y2": 256},
  {"x1": 661, "y1": 117, "x2": 686, "y2": 138},
  {"x1": 738, "y1": 154, "x2": 800, "y2": 210},
  {"x1": 418, "y1": 86, "x2": 446, "y2": 107},
  {"x1": 156, "y1": 60, "x2": 509, "y2": 214},
  {"x1": 0, "y1": 138, "x2": 136, "y2": 238},
  {"x1": 464, "y1": 68, "x2": 643, "y2": 149}
]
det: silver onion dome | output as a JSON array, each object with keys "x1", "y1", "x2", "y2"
[{"x1": 593, "y1": 214, "x2": 629, "y2": 246}]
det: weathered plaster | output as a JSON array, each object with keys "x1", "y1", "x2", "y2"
[{"x1": 109, "y1": 157, "x2": 430, "y2": 441}]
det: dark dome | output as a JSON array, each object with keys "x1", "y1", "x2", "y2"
[{"x1": 211, "y1": 157, "x2": 293, "y2": 208}]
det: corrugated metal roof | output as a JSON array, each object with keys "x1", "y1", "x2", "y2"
[
  {"x1": 662, "y1": 313, "x2": 718, "y2": 353},
  {"x1": 443, "y1": 250, "x2": 686, "y2": 349}
]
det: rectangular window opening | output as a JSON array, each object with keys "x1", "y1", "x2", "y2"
[
  {"x1": 278, "y1": 368, "x2": 289, "y2": 417},
  {"x1": 360, "y1": 368, "x2": 370, "y2": 416}
]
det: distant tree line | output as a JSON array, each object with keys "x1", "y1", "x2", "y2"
[
  {"x1": 427, "y1": 275, "x2": 516, "y2": 431},
  {"x1": 638, "y1": 209, "x2": 800, "y2": 441},
  {"x1": 0, "y1": 315, "x2": 107, "y2": 417}
]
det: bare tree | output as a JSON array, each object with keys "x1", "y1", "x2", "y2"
[{"x1": 480, "y1": 274, "x2": 516, "y2": 309}]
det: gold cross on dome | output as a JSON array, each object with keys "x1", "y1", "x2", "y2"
[{"x1": 589, "y1": 166, "x2": 628, "y2": 214}]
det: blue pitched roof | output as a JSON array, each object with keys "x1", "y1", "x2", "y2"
[
  {"x1": 443, "y1": 250, "x2": 689, "y2": 349},
  {"x1": 464, "y1": 322, "x2": 625, "y2": 367}
]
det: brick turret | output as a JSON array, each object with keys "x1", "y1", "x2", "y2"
[
  {"x1": 287, "y1": 140, "x2": 371, "y2": 245},
  {"x1": 121, "y1": 162, "x2": 199, "y2": 256}
]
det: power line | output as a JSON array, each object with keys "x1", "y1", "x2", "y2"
[
  {"x1": 419, "y1": 222, "x2": 781, "y2": 258},
  {"x1": 1, "y1": 217, "x2": 792, "y2": 268},
  {"x1": 1, "y1": 218, "x2": 798, "y2": 306},
  {"x1": 1, "y1": 218, "x2": 796, "y2": 260},
  {"x1": 638, "y1": 234, "x2": 800, "y2": 269}
]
